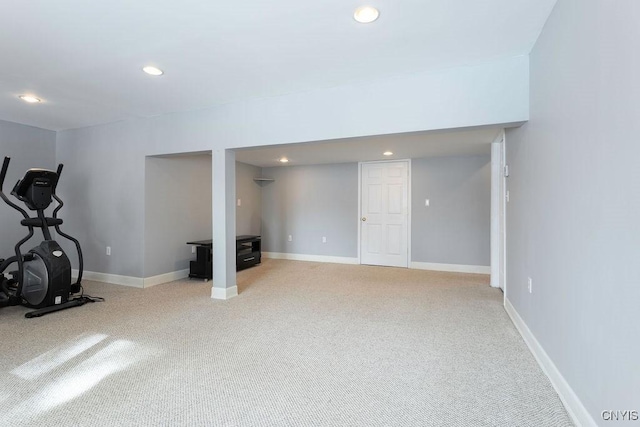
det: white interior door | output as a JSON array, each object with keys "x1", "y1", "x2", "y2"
[{"x1": 360, "y1": 161, "x2": 409, "y2": 268}]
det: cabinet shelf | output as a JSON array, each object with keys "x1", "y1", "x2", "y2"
[
  {"x1": 236, "y1": 235, "x2": 261, "y2": 271},
  {"x1": 186, "y1": 235, "x2": 261, "y2": 280}
]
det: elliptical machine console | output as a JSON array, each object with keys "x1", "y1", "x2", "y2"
[{"x1": 0, "y1": 156, "x2": 98, "y2": 317}]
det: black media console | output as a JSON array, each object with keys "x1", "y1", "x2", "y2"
[
  {"x1": 236, "y1": 235, "x2": 262, "y2": 271},
  {"x1": 186, "y1": 235, "x2": 261, "y2": 280},
  {"x1": 186, "y1": 239, "x2": 212, "y2": 280}
]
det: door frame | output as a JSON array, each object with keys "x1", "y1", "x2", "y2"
[
  {"x1": 500, "y1": 132, "x2": 508, "y2": 295},
  {"x1": 490, "y1": 130, "x2": 507, "y2": 291},
  {"x1": 357, "y1": 159, "x2": 412, "y2": 267}
]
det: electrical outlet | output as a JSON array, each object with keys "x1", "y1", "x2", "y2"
[
  {"x1": 288, "y1": 235, "x2": 292, "y2": 242},
  {"x1": 192, "y1": 245, "x2": 196, "y2": 254},
  {"x1": 425, "y1": 199, "x2": 430, "y2": 207},
  {"x1": 527, "y1": 277, "x2": 532, "y2": 293},
  {"x1": 322, "y1": 236, "x2": 327, "y2": 243},
  {"x1": 106, "y1": 246, "x2": 111, "y2": 256},
  {"x1": 237, "y1": 198, "x2": 241, "y2": 207},
  {"x1": 506, "y1": 191, "x2": 510, "y2": 202}
]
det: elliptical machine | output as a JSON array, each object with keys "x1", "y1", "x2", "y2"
[{"x1": 0, "y1": 156, "x2": 98, "y2": 318}]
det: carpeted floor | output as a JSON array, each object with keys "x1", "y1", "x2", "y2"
[{"x1": 0, "y1": 259, "x2": 572, "y2": 426}]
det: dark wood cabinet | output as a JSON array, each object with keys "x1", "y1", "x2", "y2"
[
  {"x1": 236, "y1": 235, "x2": 261, "y2": 271},
  {"x1": 186, "y1": 235, "x2": 261, "y2": 280},
  {"x1": 186, "y1": 239, "x2": 213, "y2": 280}
]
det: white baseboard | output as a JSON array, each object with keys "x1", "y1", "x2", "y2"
[
  {"x1": 410, "y1": 261, "x2": 491, "y2": 275},
  {"x1": 143, "y1": 269, "x2": 189, "y2": 288},
  {"x1": 263, "y1": 252, "x2": 359, "y2": 265},
  {"x1": 73, "y1": 269, "x2": 144, "y2": 288},
  {"x1": 72, "y1": 269, "x2": 189, "y2": 289},
  {"x1": 504, "y1": 298, "x2": 596, "y2": 427},
  {"x1": 211, "y1": 285, "x2": 238, "y2": 300},
  {"x1": 263, "y1": 254, "x2": 490, "y2": 274}
]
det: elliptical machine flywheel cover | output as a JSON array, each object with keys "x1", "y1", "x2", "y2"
[
  {"x1": 21, "y1": 253, "x2": 49, "y2": 307},
  {"x1": 22, "y1": 241, "x2": 72, "y2": 308}
]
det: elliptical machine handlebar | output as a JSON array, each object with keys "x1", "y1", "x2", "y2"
[
  {"x1": 0, "y1": 156, "x2": 10, "y2": 189},
  {"x1": 52, "y1": 164, "x2": 64, "y2": 218},
  {"x1": 0, "y1": 157, "x2": 29, "y2": 220},
  {"x1": 47, "y1": 162, "x2": 84, "y2": 287}
]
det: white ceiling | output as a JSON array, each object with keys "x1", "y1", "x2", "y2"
[
  {"x1": 0, "y1": 0, "x2": 556, "y2": 131},
  {"x1": 235, "y1": 127, "x2": 502, "y2": 167}
]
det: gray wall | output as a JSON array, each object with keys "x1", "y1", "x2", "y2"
[
  {"x1": 0, "y1": 120, "x2": 56, "y2": 257},
  {"x1": 412, "y1": 155, "x2": 490, "y2": 266},
  {"x1": 261, "y1": 158, "x2": 490, "y2": 265},
  {"x1": 55, "y1": 57, "x2": 527, "y2": 278},
  {"x1": 505, "y1": 0, "x2": 639, "y2": 420},
  {"x1": 261, "y1": 163, "x2": 359, "y2": 257},
  {"x1": 236, "y1": 161, "x2": 262, "y2": 236},
  {"x1": 56, "y1": 120, "x2": 148, "y2": 277},
  {"x1": 144, "y1": 155, "x2": 212, "y2": 277}
]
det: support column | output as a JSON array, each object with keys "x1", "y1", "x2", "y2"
[
  {"x1": 490, "y1": 139, "x2": 502, "y2": 288},
  {"x1": 211, "y1": 149, "x2": 237, "y2": 299}
]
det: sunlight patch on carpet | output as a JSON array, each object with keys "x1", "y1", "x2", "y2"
[
  {"x1": 5, "y1": 337, "x2": 151, "y2": 424},
  {"x1": 12, "y1": 333, "x2": 108, "y2": 380}
]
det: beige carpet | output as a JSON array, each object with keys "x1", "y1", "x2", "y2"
[{"x1": 0, "y1": 259, "x2": 572, "y2": 426}]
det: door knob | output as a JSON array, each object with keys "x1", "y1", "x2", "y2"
[{"x1": 361, "y1": 217, "x2": 367, "y2": 221}]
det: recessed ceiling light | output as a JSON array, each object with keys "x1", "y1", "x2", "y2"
[
  {"x1": 383, "y1": 151, "x2": 393, "y2": 156},
  {"x1": 19, "y1": 95, "x2": 41, "y2": 103},
  {"x1": 279, "y1": 157, "x2": 289, "y2": 163},
  {"x1": 143, "y1": 66, "x2": 164, "y2": 76},
  {"x1": 354, "y1": 6, "x2": 380, "y2": 23}
]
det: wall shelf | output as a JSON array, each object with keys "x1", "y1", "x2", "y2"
[{"x1": 253, "y1": 177, "x2": 274, "y2": 182}]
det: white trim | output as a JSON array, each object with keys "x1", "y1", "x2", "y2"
[
  {"x1": 357, "y1": 162, "x2": 362, "y2": 263},
  {"x1": 263, "y1": 256, "x2": 489, "y2": 273},
  {"x1": 72, "y1": 268, "x2": 190, "y2": 289},
  {"x1": 211, "y1": 285, "x2": 238, "y2": 300},
  {"x1": 407, "y1": 159, "x2": 412, "y2": 268},
  {"x1": 143, "y1": 269, "x2": 189, "y2": 288},
  {"x1": 490, "y1": 139, "x2": 501, "y2": 287},
  {"x1": 263, "y1": 252, "x2": 359, "y2": 265},
  {"x1": 410, "y1": 262, "x2": 490, "y2": 275},
  {"x1": 504, "y1": 299, "x2": 596, "y2": 427},
  {"x1": 72, "y1": 269, "x2": 144, "y2": 288},
  {"x1": 500, "y1": 130, "x2": 508, "y2": 294}
]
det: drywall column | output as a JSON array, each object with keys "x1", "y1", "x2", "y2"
[
  {"x1": 490, "y1": 139, "x2": 502, "y2": 288},
  {"x1": 211, "y1": 149, "x2": 237, "y2": 299}
]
